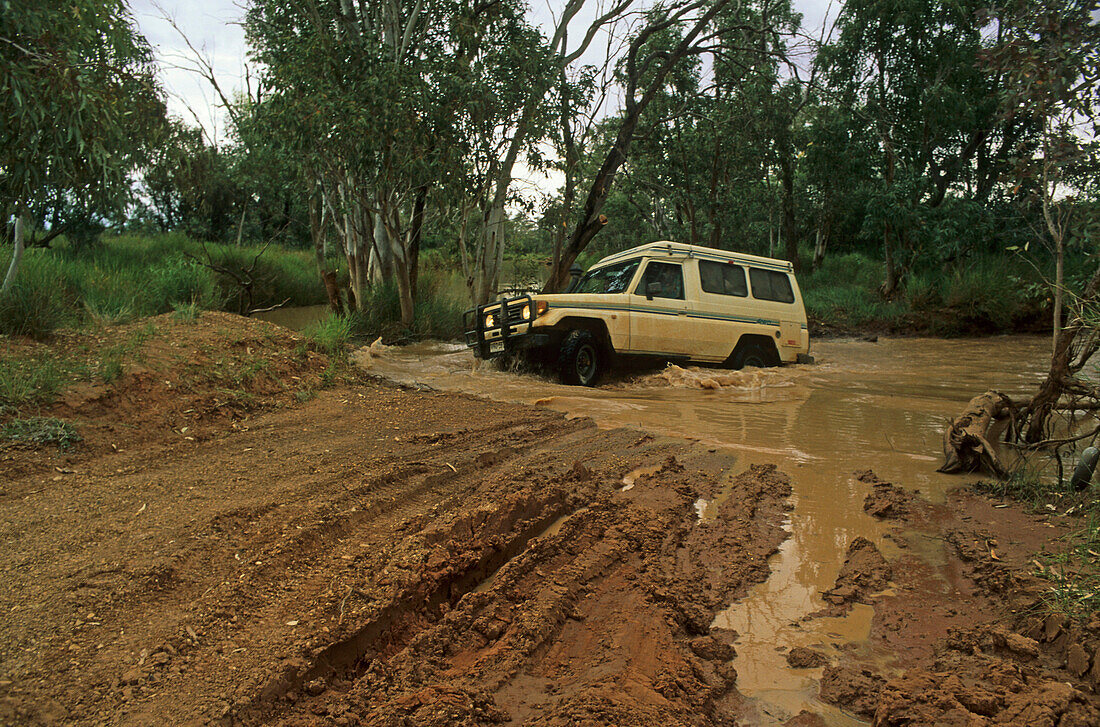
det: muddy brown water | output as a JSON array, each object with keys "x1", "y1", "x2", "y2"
[{"x1": 349, "y1": 335, "x2": 1050, "y2": 725}]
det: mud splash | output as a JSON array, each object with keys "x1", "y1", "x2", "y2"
[{"x1": 362, "y1": 335, "x2": 1053, "y2": 724}]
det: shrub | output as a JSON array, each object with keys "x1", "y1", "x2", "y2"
[
  {"x1": 942, "y1": 261, "x2": 1025, "y2": 330},
  {"x1": 349, "y1": 271, "x2": 466, "y2": 342},
  {"x1": 904, "y1": 272, "x2": 942, "y2": 312},
  {"x1": 147, "y1": 258, "x2": 222, "y2": 313}
]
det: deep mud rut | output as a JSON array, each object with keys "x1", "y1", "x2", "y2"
[
  {"x1": 0, "y1": 314, "x2": 792, "y2": 725},
  {"x1": 4, "y1": 317, "x2": 1100, "y2": 726},
  {"x1": 361, "y1": 336, "x2": 1100, "y2": 725}
]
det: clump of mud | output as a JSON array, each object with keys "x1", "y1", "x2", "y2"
[
  {"x1": 873, "y1": 639, "x2": 1100, "y2": 726},
  {"x1": 857, "y1": 469, "x2": 916, "y2": 519},
  {"x1": 785, "y1": 646, "x2": 827, "y2": 669},
  {"x1": 816, "y1": 536, "x2": 892, "y2": 616},
  {"x1": 819, "y1": 663, "x2": 886, "y2": 718}
]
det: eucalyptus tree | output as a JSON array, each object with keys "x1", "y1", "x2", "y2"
[
  {"x1": 1, "y1": 0, "x2": 162, "y2": 292},
  {"x1": 821, "y1": 0, "x2": 1022, "y2": 296},
  {"x1": 984, "y1": 0, "x2": 1099, "y2": 354},
  {"x1": 544, "y1": 0, "x2": 802, "y2": 291},
  {"x1": 978, "y1": 0, "x2": 1100, "y2": 443}
]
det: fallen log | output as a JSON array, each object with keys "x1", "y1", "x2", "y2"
[{"x1": 939, "y1": 391, "x2": 1015, "y2": 477}]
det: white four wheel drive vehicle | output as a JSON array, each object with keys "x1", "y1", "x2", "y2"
[{"x1": 464, "y1": 241, "x2": 814, "y2": 386}]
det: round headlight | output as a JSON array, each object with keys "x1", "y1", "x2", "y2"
[
  {"x1": 521, "y1": 304, "x2": 531, "y2": 319},
  {"x1": 484, "y1": 313, "x2": 495, "y2": 328}
]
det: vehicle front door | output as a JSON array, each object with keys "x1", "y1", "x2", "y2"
[{"x1": 628, "y1": 260, "x2": 692, "y2": 356}]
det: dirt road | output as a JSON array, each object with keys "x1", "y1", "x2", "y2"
[
  {"x1": 5, "y1": 314, "x2": 1100, "y2": 726},
  {"x1": 1, "y1": 314, "x2": 791, "y2": 725}
]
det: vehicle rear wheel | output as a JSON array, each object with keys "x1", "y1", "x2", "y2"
[
  {"x1": 559, "y1": 330, "x2": 601, "y2": 386},
  {"x1": 731, "y1": 341, "x2": 776, "y2": 370}
]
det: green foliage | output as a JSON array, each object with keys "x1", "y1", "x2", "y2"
[
  {"x1": 148, "y1": 259, "x2": 222, "y2": 313},
  {"x1": 942, "y1": 263, "x2": 1026, "y2": 330},
  {"x1": 2, "y1": 0, "x2": 164, "y2": 216},
  {"x1": 801, "y1": 249, "x2": 1059, "y2": 334},
  {"x1": 171, "y1": 301, "x2": 200, "y2": 322},
  {"x1": 1, "y1": 417, "x2": 82, "y2": 451},
  {"x1": 1039, "y1": 511, "x2": 1100, "y2": 618},
  {"x1": 973, "y1": 465, "x2": 1056, "y2": 508},
  {"x1": 803, "y1": 285, "x2": 905, "y2": 328}
]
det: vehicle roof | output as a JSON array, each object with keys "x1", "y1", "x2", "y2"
[{"x1": 592, "y1": 241, "x2": 794, "y2": 273}]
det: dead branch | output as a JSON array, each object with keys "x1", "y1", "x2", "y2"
[{"x1": 248, "y1": 298, "x2": 292, "y2": 315}]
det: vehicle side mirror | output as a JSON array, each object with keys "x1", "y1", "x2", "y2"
[{"x1": 646, "y1": 281, "x2": 662, "y2": 300}]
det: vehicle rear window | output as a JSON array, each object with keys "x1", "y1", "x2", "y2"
[
  {"x1": 638, "y1": 261, "x2": 685, "y2": 300},
  {"x1": 699, "y1": 260, "x2": 748, "y2": 297},
  {"x1": 749, "y1": 268, "x2": 795, "y2": 303},
  {"x1": 575, "y1": 259, "x2": 640, "y2": 294}
]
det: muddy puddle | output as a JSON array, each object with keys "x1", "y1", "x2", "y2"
[
  {"x1": 253, "y1": 303, "x2": 330, "y2": 330},
  {"x1": 354, "y1": 335, "x2": 1052, "y2": 725}
]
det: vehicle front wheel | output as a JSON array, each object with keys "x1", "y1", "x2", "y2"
[
  {"x1": 558, "y1": 330, "x2": 602, "y2": 386},
  {"x1": 731, "y1": 341, "x2": 776, "y2": 370}
]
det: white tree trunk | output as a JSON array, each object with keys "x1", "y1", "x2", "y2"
[
  {"x1": 1042, "y1": 116, "x2": 1065, "y2": 358},
  {"x1": 476, "y1": 203, "x2": 506, "y2": 304},
  {"x1": 2, "y1": 213, "x2": 26, "y2": 294},
  {"x1": 371, "y1": 210, "x2": 393, "y2": 284}
]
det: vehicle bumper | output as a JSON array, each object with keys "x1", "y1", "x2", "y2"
[
  {"x1": 464, "y1": 295, "x2": 549, "y2": 359},
  {"x1": 796, "y1": 353, "x2": 815, "y2": 365}
]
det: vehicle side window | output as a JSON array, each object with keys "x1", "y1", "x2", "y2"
[
  {"x1": 637, "y1": 261, "x2": 685, "y2": 300},
  {"x1": 574, "y1": 259, "x2": 640, "y2": 294},
  {"x1": 748, "y1": 268, "x2": 795, "y2": 304},
  {"x1": 699, "y1": 260, "x2": 748, "y2": 297}
]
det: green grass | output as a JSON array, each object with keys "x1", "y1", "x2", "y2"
[
  {"x1": 800, "y1": 250, "x2": 1056, "y2": 335},
  {"x1": 171, "y1": 301, "x2": 201, "y2": 322},
  {"x1": 0, "y1": 232, "x2": 332, "y2": 339},
  {"x1": 303, "y1": 314, "x2": 353, "y2": 358},
  {"x1": 0, "y1": 355, "x2": 68, "y2": 407},
  {"x1": 0, "y1": 256, "x2": 74, "y2": 337},
  {"x1": 973, "y1": 464, "x2": 1057, "y2": 509},
  {"x1": 974, "y1": 457, "x2": 1100, "y2": 619},
  {"x1": 1, "y1": 417, "x2": 82, "y2": 450},
  {"x1": 349, "y1": 271, "x2": 465, "y2": 343},
  {"x1": 1037, "y1": 511, "x2": 1100, "y2": 619}
]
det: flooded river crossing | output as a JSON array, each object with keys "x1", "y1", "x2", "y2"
[{"x1": 354, "y1": 335, "x2": 1053, "y2": 724}]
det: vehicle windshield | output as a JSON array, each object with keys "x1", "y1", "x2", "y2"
[{"x1": 574, "y1": 259, "x2": 640, "y2": 294}]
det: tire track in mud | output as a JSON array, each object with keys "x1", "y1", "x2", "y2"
[
  {"x1": 2, "y1": 375, "x2": 794, "y2": 726},
  {"x1": 257, "y1": 457, "x2": 793, "y2": 726}
]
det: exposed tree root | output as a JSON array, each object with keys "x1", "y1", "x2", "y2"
[{"x1": 939, "y1": 391, "x2": 1016, "y2": 477}]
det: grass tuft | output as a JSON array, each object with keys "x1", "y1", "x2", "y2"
[
  {"x1": 0, "y1": 255, "x2": 72, "y2": 338},
  {"x1": 303, "y1": 314, "x2": 353, "y2": 358},
  {"x1": 0, "y1": 355, "x2": 67, "y2": 406}
]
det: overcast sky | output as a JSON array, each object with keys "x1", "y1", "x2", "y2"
[
  {"x1": 132, "y1": 0, "x2": 837, "y2": 138},
  {"x1": 131, "y1": 0, "x2": 836, "y2": 198}
]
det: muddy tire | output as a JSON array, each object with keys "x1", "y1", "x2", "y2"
[
  {"x1": 559, "y1": 330, "x2": 601, "y2": 386},
  {"x1": 731, "y1": 341, "x2": 777, "y2": 370}
]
